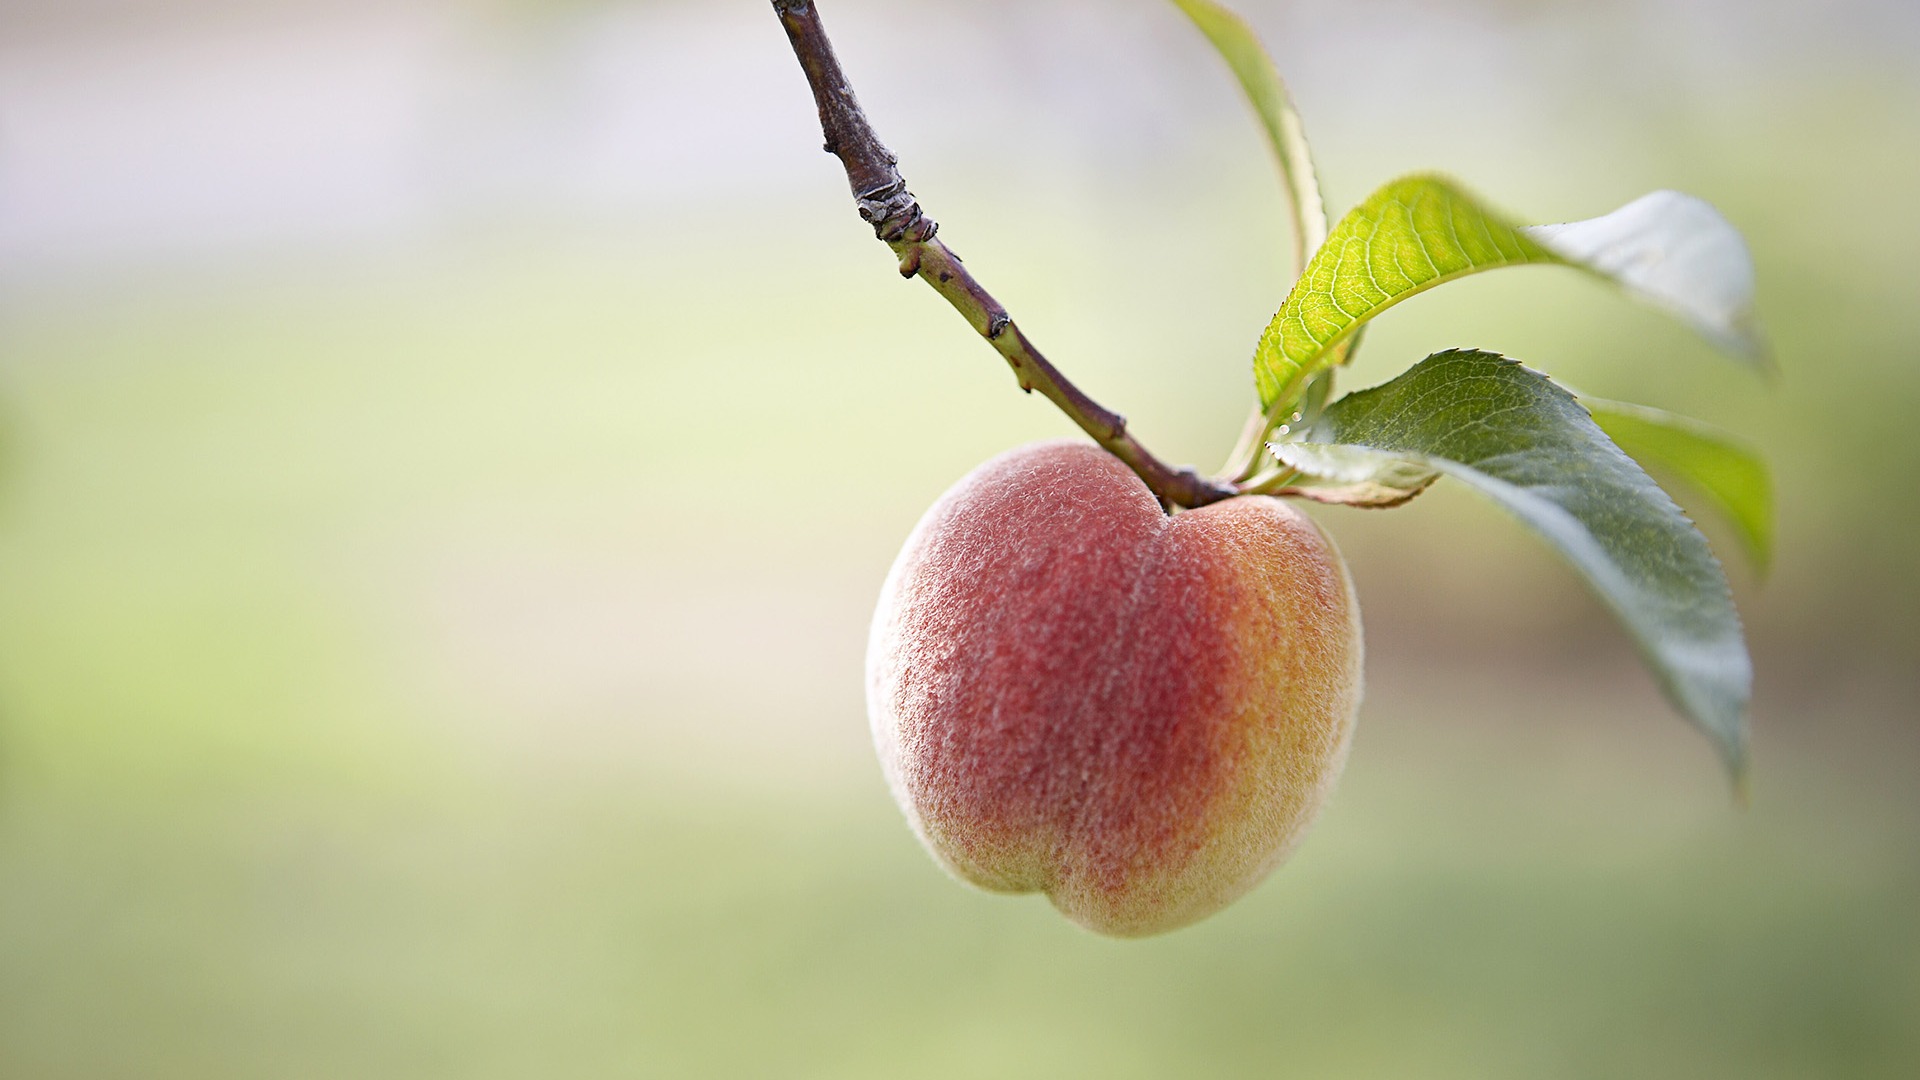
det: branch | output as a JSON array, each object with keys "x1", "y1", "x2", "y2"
[{"x1": 771, "y1": 0, "x2": 1237, "y2": 510}]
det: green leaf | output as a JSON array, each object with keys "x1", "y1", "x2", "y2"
[
  {"x1": 1274, "y1": 349, "x2": 1751, "y2": 775},
  {"x1": 1584, "y1": 398, "x2": 1774, "y2": 572},
  {"x1": 1253, "y1": 175, "x2": 1768, "y2": 413},
  {"x1": 1171, "y1": 0, "x2": 1327, "y2": 273}
]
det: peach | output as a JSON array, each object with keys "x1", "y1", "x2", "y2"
[{"x1": 867, "y1": 441, "x2": 1364, "y2": 937}]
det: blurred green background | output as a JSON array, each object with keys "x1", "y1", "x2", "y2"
[{"x1": 0, "y1": 0, "x2": 1915, "y2": 1075}]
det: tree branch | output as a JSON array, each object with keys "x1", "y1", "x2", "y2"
[{"x1": 771, "y1": 0, "x2": 1237, "y2": 510}]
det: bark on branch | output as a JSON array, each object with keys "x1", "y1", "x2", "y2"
[{"x1": 771, "y1": 0, "x2": 1237, "y2": 510}]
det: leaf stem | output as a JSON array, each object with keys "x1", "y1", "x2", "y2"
[
  {"x1": 1223, "y1": 409, "x2": 1279, "y2": 483},
  {"x1": 772, "y1": 0, "x2": 1237, "y2": 511},
  {"x1": 1238, "y1": 467, "x2": 1301, "y2": 496}
]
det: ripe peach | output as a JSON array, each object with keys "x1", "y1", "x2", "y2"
[{"x1": 867, "y1": 441, "x2": 1363, "y2": 937}]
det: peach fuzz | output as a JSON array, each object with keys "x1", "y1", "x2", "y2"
[{"x1": 867, "y1": 441, "x2": 1363, "y2": 937}]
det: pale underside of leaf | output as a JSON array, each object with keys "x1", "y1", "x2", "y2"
[
  {"x1": 1583, "y1": 397, "x2": 1775, "y2": 572},
  {"x1": 1170, "y1": 0, "x2": 1327, "y2": 271},
  {"x1": 1253, "y1": 175, "x2": 1768, "y2": 415},
  {"x1": 1526, "y1": 193, "x2": 1768, "y2": 364},
  {"x1": 1278, "y1": 349, "x2": 1751, "y2": 776},
  {"x1": 1267, "y1": 441, "x2": 1438, "y2": 507}
]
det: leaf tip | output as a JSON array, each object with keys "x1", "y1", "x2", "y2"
[
  {"x1": 1747, "y1": 524, "x2": 1776, "y2": 580},
  {"x1": 1728, "y1": 746, "x2": 1754, "y2": 808},
  {"x1": 1705, "y1": 304, "x2": 1776, "y2": 375},
  {"x1": 1705, "y1": 697, "x2": 1753, "y2": 800},
  {"x1": 1737, "y1": 319, "x2": 1780, "y2": 378}
]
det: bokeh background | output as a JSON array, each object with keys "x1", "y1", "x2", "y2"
[{"x1": 1, "y1": 0, "x2": 1915, "y2": 1074}]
